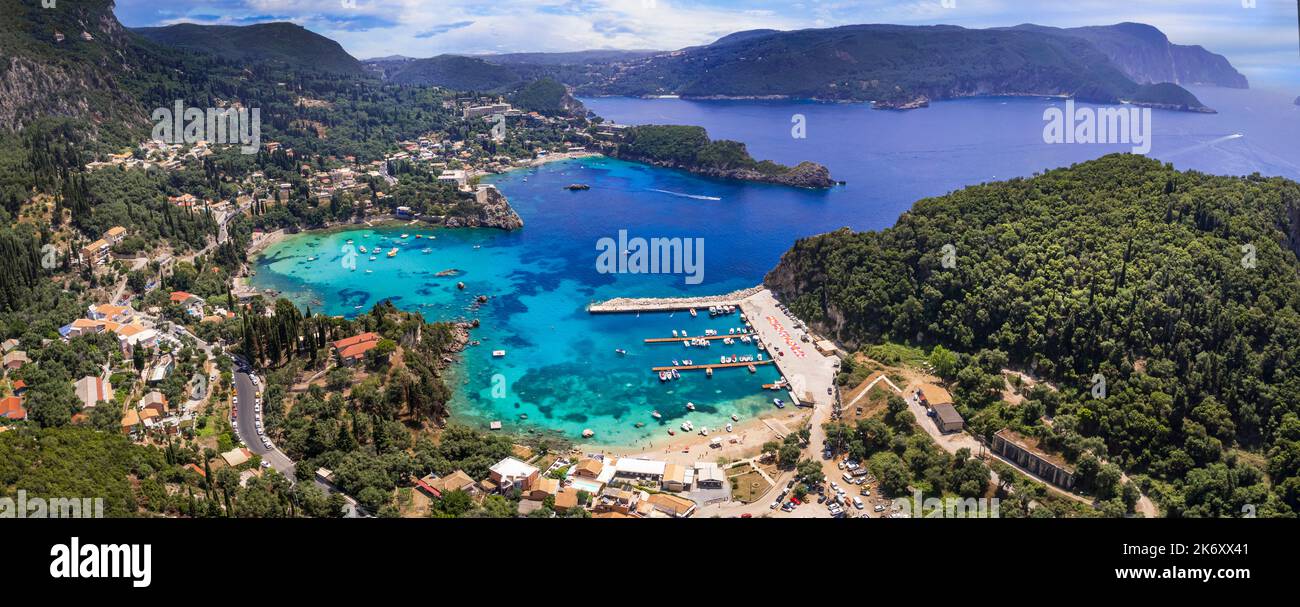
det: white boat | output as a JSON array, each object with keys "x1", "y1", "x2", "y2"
[
  {"x1": 773, "y1": 398, "x2": 785, "y2": 409},
  {"x1": 686, "y1": 402, "x2": 696, "y2": 411},
  {"x1": 681, "y1": 421, "x2": 694, "y2": 432},
  {"x1": 706, "y1": 367, "x2": 713, "y2": 378},
  {"x1": 492, "y1": 350, "x2": 506, "y2": 357},
  {"x1": 358, "y1": 246, "x2": 367, "y2": 253},
  {"x1": 400, "y1": 234, "x2": 409, "y2": 239},
  {"x1": 726, "y1": 423, "x2": 733, "y2": 432},
  {"x1": 615, "y1": 348, "x2": 627, "y2": 356},
  {"x1": 369, "y1": 256, "x2": 377, "y2": 261},
  {"x1": 387, "y1": 248, "x2": 398, "y2": 258},
  {"x1": 651, "y1": 410, "x2": 662, "y2": 419},
  {"x1": 307, "y1": 256, "x2": 316, "y2": 261},
  {"x1": 672, "y1": 330, "x2": 679, "y2": 337},
  {"x1": 689, "y1": 308, "x2": 697, "y2": 317},
  {"x1": 731, "y1": 414, "x2": 739, "y2": 422}
]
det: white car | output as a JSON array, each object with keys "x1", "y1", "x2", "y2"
[
  {"x1": 853, "y1": 497, "x2": 865, "y2": 509},
  {"x1": 254, "y1": 404, "x2": 261, "y2": 413},
  {"x1": 256, "y1": 428, "x2": 264, "y2": 436}
]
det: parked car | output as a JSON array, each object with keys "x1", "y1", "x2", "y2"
[
  {"x1": 859, "y1": 488, "x2": 871, "y2": 496},
  {"x1": 770, "y1": 501, "x2": 780, "y2": 510},
  {"x1": 874, "y1": 505, "x2": 886, "y2": 512},
  {"x1": 853, "y1": 497, "x2": 865, "y2": 509},
  {"x1": 842, "y1": 473, "x2": 853, "y2": 483},
  {"x1": 740, "y1": 513, "x2": 752, "y2": 518},
  {"x1": 837, "y1": 462, "x2": 845, "y2": 470}
]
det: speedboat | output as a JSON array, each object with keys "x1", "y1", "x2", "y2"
[
  {"x1": 387, "y1": 248, "x2": 398, "y2": 258},
  {"x1": 773, "y1": 398, "x2": 785, "y2": 409},
  {"x1": 726, "y1": 423, "x2": 733, "y2": 432},
  {"x1": 615, "y1": 348, "x2": 627, "y2": 356},
  {"x1": 689, "y1": 308, "x2": 697, "y2": 317},
  {"x1": 731, "y1": 414, "x2": 739, "y2": 422},
  {"x1": 748, "y1": 364, "x2": 757, "y2": 373},
  {"x1": 400, "y1": 234, "x2": 409, "y2": 239},
  {"x1": 358, "y1": 246, "x2": 367, "y2": 253},
  {"x1": 706, "y1": 367, "x2": 713, "y2": 378},
  {"x1": 651, "y1": 410, "x2": 662, "y2": 419},
  {"x1": 686, "y1": 402, "x2": 696, "y2": 411}
]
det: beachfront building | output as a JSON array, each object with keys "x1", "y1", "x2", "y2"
[
  {"x1": 574, "y1": 458, "x2": 603, "y2": 479},
  {"x1": 992, "y1": 429, "x2": 1077, "y2": 490},
  {"x1": 662, "y1": 463, "x2": 694, "y2": 492},
  {"x1": 488, "y1": 457, "x2": 539, "y2": 494},
  {"x1": 694, "y1": 462, "x2": 726, "y2": 489},
  {"x1": 611, "y1": 457, "x2": 667, "y2": 484}
]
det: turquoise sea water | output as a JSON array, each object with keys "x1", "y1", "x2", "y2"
[{"x1": 252, "y1": 88, "x2": 1300, "y2": 445}]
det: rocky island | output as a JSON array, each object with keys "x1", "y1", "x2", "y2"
[{"x1": 604, "y1": 124, "x2": 835, "y2": 188}]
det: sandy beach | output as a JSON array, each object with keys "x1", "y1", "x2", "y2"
[{"x1": 590, "y1": 407, "x2": 811, "y2": 465}]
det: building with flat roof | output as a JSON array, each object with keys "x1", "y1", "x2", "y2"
[
  {"x1": 694, "y1": 462, "x2": 726, "y2": 489},
  {"x1": 612, "y1": 457, "x2": 666, "y2": 483},
  {"x1": 992, "y1": 429, "x2": 1076, "y2": 490},
  {"x1": 488, "y1": 457, "x2": 539, "y2": 493}
]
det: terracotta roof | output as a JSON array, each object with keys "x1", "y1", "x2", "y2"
[
  {"x1": 339, "y1": 340, "x2": 379, "y2": 361},
  {"x1": 575, "y1": 458, "x2": 603, "y2": 477},
  {"x1": 0, "y1": 396, "x2": 25, "y2": 420},
  {"x1": 169, "y1": 291, "x2": 195, "y2": 303},
  {"x1": 332, "y1": 332, "x2": 380, "y2": 350}
]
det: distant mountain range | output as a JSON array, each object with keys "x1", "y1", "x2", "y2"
[
  {"x1": 360, "y1": 23, "x2": 1245, "y2": 112},
  {"x1": 0, "y1": 4, "x2": 1254, "y2": 136},
  {"x1": 1004, "y1": 23, "x2": 1247, "y2": 88}
]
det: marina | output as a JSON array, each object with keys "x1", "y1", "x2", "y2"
[{"x1": 652, "y1": 360, "x2": 775, "y2": 372}]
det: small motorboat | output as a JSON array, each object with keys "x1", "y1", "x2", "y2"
[
  {"x1": 615, "y1": 348, "x2": 627, "y2": 356},
  {"x1": 667, "y1": 430, "x2": 675, "y2": 436},
  {"x1": 731, "y1": 414, "x2": 739, "y2": 422},
  {"x1": 358, "y1": 246, "x2": 367, "y2": 253},
  {"x1": 565, "y1": 183, "x2": 591, "y2": 191},
  {"x1": 689, "y1": 308, "x2": 697, "y2": 317},
  {"x1": 400, "y1": 234, "x2": 409, "y2": 239},
  {"x1": 748, "y1": 364, "x2": 757, "y2": 373},
  {"x1": 686, "y1": 402, "x2": 696, "y2": 411},
  {"x1": 651, "y1": 410, "x2": 662, "y2": 419},
  {"x1": 492, "y1": 350, "x2": 506, "y2": 358},
  {"x1": 706, "y1": 367, "x2": 713, "y2": 378},
  {"x1": 773, "y1": 398, "x2": 785, "y2": 409},
  {"x1": 726, "y1": 423, "x2": 733, "y2": 432},
  {"x1": 387, "y1": 248, "x2": 398, "y2": 258}
]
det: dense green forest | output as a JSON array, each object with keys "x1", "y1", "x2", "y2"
[
  {"x1": 768, "y1": 154, "x2": 1300, "y2": 517},
  {"x1": 615, "y1": 125, "x2": 793, "y2": 176}
]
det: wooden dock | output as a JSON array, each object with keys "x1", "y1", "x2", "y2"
[
  {"x1": 644, "y1": 332, "x2": 755, "y2": 344},
  {"x1": 652, "y1": 360, "x2": 774, "y2": 372}
]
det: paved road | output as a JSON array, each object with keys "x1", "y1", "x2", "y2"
[
  {"x1": 231, "y1": 359, "x2": 361, "y2": 517},
  {"x1": 232, "y1": 367, "x2": 296, "y2": 474}
]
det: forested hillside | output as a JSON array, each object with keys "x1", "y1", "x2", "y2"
[{"x1": 766, "y1": 154, "x2": 1300, "y2": 516}]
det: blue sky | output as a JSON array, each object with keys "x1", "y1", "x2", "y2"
[{"x1": 115, "y1": 0, "x2": 1300, "y2": 88}]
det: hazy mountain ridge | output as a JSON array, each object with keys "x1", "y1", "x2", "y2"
[
  {"x1": 570, "y1": 24, "x2": 1221, "y2": 111},
  {"x1": 1006, "y1": 23, "x2": 1248, "y2": 88}
]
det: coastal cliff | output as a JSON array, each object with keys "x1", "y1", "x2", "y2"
[
  {"x1": 605, "y1": 124, "x2": 835, "y2": 189},
  {"x1": 443, "y1": 186, "x2": 524, "y2": 230}
]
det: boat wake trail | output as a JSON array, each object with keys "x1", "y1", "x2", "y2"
[
  {"x1": 1163, "y1": 133, "x2": 1243, "y2": 158},
  {"x1": 649, "y1": 188, "x2": 722, "y2": 201}
]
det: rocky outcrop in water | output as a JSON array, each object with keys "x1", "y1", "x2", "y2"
[{"x1": 441, "y1": 185, "x2": 524, "y2": 231}]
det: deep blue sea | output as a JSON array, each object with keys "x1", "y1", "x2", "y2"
[{"x1": 251, "y1": 87, "x2": 1300, "y2": 445}]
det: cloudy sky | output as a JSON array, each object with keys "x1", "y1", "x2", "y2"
[{"x1": 115, "y1": 0, "x2": 1300, "y2": 87}]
